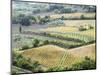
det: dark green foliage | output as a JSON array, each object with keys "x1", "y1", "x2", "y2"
[
  {"x1": 79, "y1": 25, "x2": 94, "y2": 31},
  {"x1": 61, "y1": 16, "x2": 65, "y2": 20},
  {"x1": 31, "y1": 16, "x2": 37, "y2": 23},
  {"x1": 12, "y1": 14, "x2": 31, "y2": 26},
  {"x1": 19, "y1": 26, "x2": 22, "y2": 33},
  {"x1": 19, "y1": 16, "x2": 31, "y2": 26},
  {"x1": 39, "y1": 16, "x2": 51, "y2": 24},
  {"x1": 71, "y1": 56, "x2": 96, "y2": 70},
  {"x1": 49, "y1": 4, "x2": 64, "y2": 11},
  {"x1": 33, "y1": 39, "x2": 39, "y2": 47},
  {"x1": 11, "y1": 70, "x2": 19, "y2": 75},
  {"x1": 60, "y1": 8, "x2": 72, "y2": 13},
  {"x1": 14, "y1": 37, "x2": 21, "y2": 42},
  {"x1": 12, "y1": 51, "x2": 40, "y2": 72},
  {"x1": 43, "y1": 40, "x2": 49, "y2": 45},
  {"x1": 32, "y1": 9, "x2": 40, "y2": 14},
  {"x1": 47, "y1": 57, "x2": 96, "y2": 72},
  {"x1": 21, "y1": 45, "x2": 30, "y2": 50},
  {"x1": 80, "y1": 15, "x2": 85, "y2": 19},
  {"x1": 79, "y1": 26, "x2": 87, "y2": 31},
  {"x1": 89, "y1": 25, "x2": 94, "y2": 29},
  {"x1": 12, "y1": 16, "x2": 19, "y2": 24}
]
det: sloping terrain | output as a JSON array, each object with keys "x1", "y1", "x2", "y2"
[
  {"x1": 69, "y1": 44, "x2": 96, "y2": 59},
  {"x1": 22, "y1": 45, "x2": 77, "y2": 68},
  {"x1": 21, "y1": 44, "x2": 95, "y2": 69}
]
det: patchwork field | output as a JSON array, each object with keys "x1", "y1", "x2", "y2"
[
  {"x1": 12, "y1": 2, "x2": 96, "y2": 74},
  {"x1": 50, "y1": 13, "x2": 96, "y2": 19}
]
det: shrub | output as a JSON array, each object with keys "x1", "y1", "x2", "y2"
[
  {"x1": 43, "y1": 40, "x2": 49, "y2": 45},
  {"x1": 12, "y1": 52, "x2": 40, "y2": 72},
  {"x1": 89, "y1": 25, "x2": 94, "y2": 29},
  {"x1": 21, "y1": 45, "x2": 30, "y2": 50},
  {"x1": 60, "y1": 8, "x2": 72, "y2": 13},
  {"x1": 61, "y1": 16, "x2": 66, "y2": 20},
  {"x1": 32, "y1": 39, "x2": 40, "y2": 47},
  {"x1": 18, "y1": 14, "x2": 31, "y2": 26},
  {"x1": 80, "y1": 15, "x2": 85, "y2": 19},
  {"x1": 71, "y1": 56, "x2": 96, "y2": 70},
  {"x1": 11, "y1": 70, "x2": 18, "y2": 75},
  {"x1": 79, "y1": 25, "x2": 88, "y2": 31}
]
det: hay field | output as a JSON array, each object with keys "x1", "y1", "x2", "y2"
[
  {"x1": 21, "y1": 44, "x2": 95, "y2": 69},
  {"x1": 50, "y1": 13, "x2": 95, "y2": 19}
]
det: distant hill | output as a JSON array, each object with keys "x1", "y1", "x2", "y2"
[{"x1": 12, "y1": 1, "x2": 96, "y2": 15}]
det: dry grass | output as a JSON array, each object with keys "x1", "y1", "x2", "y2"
[
  {"x1": 63, "y1": 20, "x2": 95, "y2": 27},
  {"x1": 69, "y1": 44, "x2": 96, "y2": 60},
  {"x1": 41, "y1": 26, "x2": 78, "y2": 33},
  {"x1": 21, "y1": 44, "x2": 96, "y2": 68},
  {"x1": 22, "y1": 45, "x2": 78, "y2": 68},
  {"x1": 50, "y1": 13, "x2": 95, "y2": 19}
]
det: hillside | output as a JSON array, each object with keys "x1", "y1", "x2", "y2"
[
  {"x1": 22, "y1": 45, "x2": 77, "y2": 68},
  {"x1": 21, "y1": 44, "x2": 95, "y2": 69},
  {"x1": 69, "y1": 44, "x2": 95, "y2": 59}
]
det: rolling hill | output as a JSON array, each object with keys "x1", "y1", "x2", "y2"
[
  {"x1": 21, "y1": 44, "x2": 95, "y2": 69},
  {"x1": 69, "y1": 44, "x2": 95, "y2": 59},
  {"x1": 22, "y1": 45, "x2": 77, "y2": 68}
]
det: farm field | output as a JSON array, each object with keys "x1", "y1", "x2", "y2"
[
  {"x1": 50, "y1": 13, "x2": 96, "y2": 19},
  {"x1": 12, "y1": 1, "x2": 96, "y2": 74},
  {"x1": 21, "y1": 44, "x2": 95, "y2": 70}
]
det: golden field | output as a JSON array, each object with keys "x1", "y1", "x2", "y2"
[{"x1": 21, "y1": 44, "x2": 95, "y2": 69}]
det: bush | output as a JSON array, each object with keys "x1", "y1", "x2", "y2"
[
  {"x1": 38, "y1": 16, "x2": 51, "y2": 24},
  {"x1": 89, "y1": 25, "x2": 94, "y2": 29},
  {"x1": 11, "y1": 70, "x2": 18, "y2": 75},
  {"x1": 60, "y1": 8, "x2": 72, "y2": 13},
  {"x1": 79, "y1": 25, "x2": 88, "y2": 31},
  {"x1": 12, "y1": 52, "x2": 40, "y2": 72},
  {"x1": 21, "y1": 45, "x2": 30, "y2": 50},
  {"x1": 71, "y1": 56, "x2": 96, "y2": 70},
  {"x1": 80, "y1": 15, "x2": 85, "y2": 19},
  {"x1": 19, "y1": 16, "x2": 31, "y2": 26},
  {"x1": 79, "y1": 25, "x2": 94, "y2": 31},
  {"x1": 43, "y1": 40, "x2": 49, "y2": 45},
  {"x1": 32, "y1": 39, "x2": 40, "y2": 47},
  {"x1": 61, "y1": 16, "x2": 66, "y2": 20}
]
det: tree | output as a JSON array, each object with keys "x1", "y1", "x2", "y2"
[
  {"x1": 33, "y1": 39, "x2": 39, "y2": 47},
  {"x1": 80, "y1": 15, "x2": 85, "y2": 19},
  {"x1": 12, "y1": 51, "x2": 40, "y2": 72},
  {"x1": 60, "y1": 8, "x2": 72, "y2": 13},
  {"x1": 43, "y1": 40, "x2": 49, "y2": 45},
  {"x1": 19, "y1": 26, "x2": 22, "y2": 33},
  {"x1": 32, "y1": 16, "x2": 37, "y2": 24},
  {"x1": 19, "y1": 16, "x2": 31, "y2": 26},
  {"x1": 61, "y1": 16, "x2": 65, "y2": 20}
]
